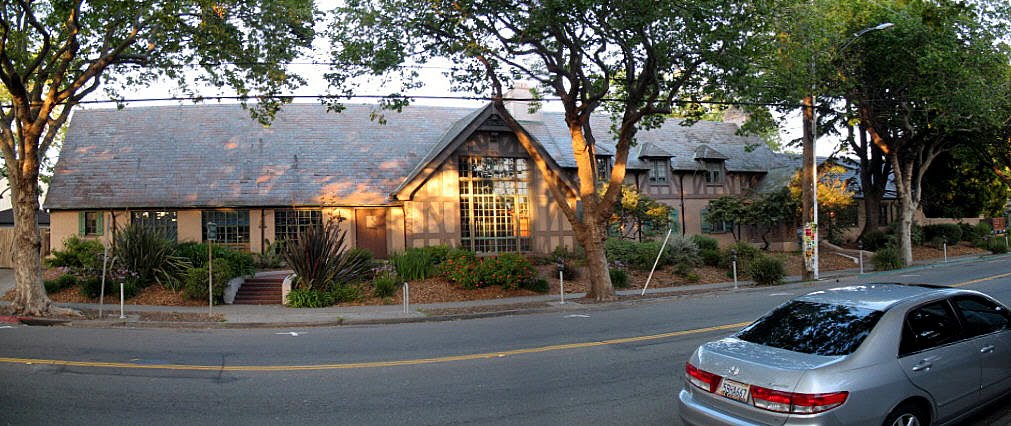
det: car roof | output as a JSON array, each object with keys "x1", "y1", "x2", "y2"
[{"x1": 795, "y1": 283, "x2": 961, "y2": 312}]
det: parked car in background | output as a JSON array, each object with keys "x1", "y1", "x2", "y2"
[{"x1": 678, "y1": 283, "x2": 1011, "y2": 425}]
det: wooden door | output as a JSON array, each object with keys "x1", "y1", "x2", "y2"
[{"x1": 355, "y1": 208, "x2": 388, "y2": 259}]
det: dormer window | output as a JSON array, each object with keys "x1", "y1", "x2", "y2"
[
  {"x1": 648, "y1": 159, "x2": 669, "y2": 184},
  {"x1": 704, "y1": 160, "x2": 724, "y2": 184}
]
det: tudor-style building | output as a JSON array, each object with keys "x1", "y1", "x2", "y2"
[{"x1": 44, "y1": 99, "x2": 791, "y2": 257}]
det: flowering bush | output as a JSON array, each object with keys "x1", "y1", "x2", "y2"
[
  {"x1": 476, "y1": 253, "x2": 537, "y2": 290},
  {"x1": 439, "y1": 250, "x2": 536, "y2": 290}
]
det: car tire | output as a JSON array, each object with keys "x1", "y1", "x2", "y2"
[{"x1": 884, "y1": 403, "x2": 929, "y2": 426}]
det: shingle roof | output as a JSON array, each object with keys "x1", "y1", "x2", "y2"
[
  {"x1": 45, "y1": 103, "x2": 476, "y2": 209},
  {"x1": 45, "y1": 103, "x2": 783, "y2": 210}
]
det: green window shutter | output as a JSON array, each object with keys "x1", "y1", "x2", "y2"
[
  {"x1": 96, "y1": 212, "x2": 104, "y2": 236},
  {"x1": 78, "y1": 212, "x2": 86, "y2": 235},
  {"x1": 700, "y1": 208, "x2": 712, "y2": 233}
]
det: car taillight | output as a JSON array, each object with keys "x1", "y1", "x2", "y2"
[
  {"x1": 685, "y1": 362, "x2": 720, "y2": 393},
  {"x1": 751, "y1": 385, "x2": 848, "y2": 414}
]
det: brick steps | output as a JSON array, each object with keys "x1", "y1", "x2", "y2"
[{"x1": 232, "y1": 275, "x2": 285, "y2": 305}]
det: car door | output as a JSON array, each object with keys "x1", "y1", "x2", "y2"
[
  {"x1": 897, "y1": 300, "x2": 979, "y2": 423},
  {"x1": 951, "y1": 295, "x2": 1011, "y2": 402}
]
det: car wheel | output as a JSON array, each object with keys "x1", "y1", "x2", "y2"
[{"x1": 884, "y1": 403, "x2": 929, "y2": 426}]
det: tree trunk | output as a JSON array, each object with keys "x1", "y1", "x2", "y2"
[
  {"x1": 860, "y1": 192, "x2": 882, "y2": 238},
  {"x1": 8, "y1": 172, "x2": 71, "y2": 316},
  {"x1": 579, "y1": 216, "x2": 615, "y2": 301}
]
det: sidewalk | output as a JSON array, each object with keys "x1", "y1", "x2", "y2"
[{"x1": 1, "y1": 252, "x2": 1002, "y2": 328}]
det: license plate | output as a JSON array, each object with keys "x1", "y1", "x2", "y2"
[{"x1": 717, "y1": 378, "x2": 750, "y2": 403}]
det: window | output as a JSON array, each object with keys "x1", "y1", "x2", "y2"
[
  {"x1": 596, "y1": 156, "x2": 612, "y2": 184},
  {"x1": 459, "y1": 156, "x2": 531, "y2": 253},
  {"x1": 900, "y1": 300, "x2": 962, "y2": 356},
  {"x1": 953, "y1": 296, "x2": 1009, "y2": 338},
  {"x1": 701, "y1": 208, "x2": 732, "y2": 234},
  {"x1": 879, "y1": 204, "x2": 891, "y2": 226},
  {"x1": 648, "y1": 159, "x2": 668, "y2": 184},
  {"x1": 704, "y1": 161, "x2": 724, "y2": 184},
  {"x1": 79, "y1": 211, "x2": 104, "y2": 236},
  {"x1": 274, "y1": 209, "x2": 323, "y2": 243},
  {"x1": 130, "y1": 211, "x2": 177, "y2": 240},
  {"x1": 736, "y1": 301, "x2": 884, "y2": 356},
  {"x1": 201, "y1": 210, "x2": 250, "y2": 249}
]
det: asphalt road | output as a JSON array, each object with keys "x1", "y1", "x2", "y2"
[{"x1": 1, "y1": 257, "x2": 1009, "y2": 425}]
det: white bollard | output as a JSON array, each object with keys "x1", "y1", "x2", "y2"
[
  {"x1": 403, "y1": 283, "x2": 410, "y2": 314},
  {"x1": 559, "y1": 270, "x2": 565, "y2": 304},
  {"x1": 943, "y1": 242, "x2": 948, "y2": 263},
  {"x1": 119, "y1": 282, "x2": 126, "y2": 319},
  {"x1": 732, "y1": 260, "x2": 738, "y2": 289}
]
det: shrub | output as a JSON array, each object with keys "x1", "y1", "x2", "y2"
[
  {"x1": 974, "y1": 222, "x2": 993, "y2": 241},
  {"x1": 255, "y1": 239, "x2": 287, "y2": 269},
  {"x1": 520, "y1": 278, "x2": 550, "y2": 293},
  {"x1": 987, "y1": 238, "x2": 1008, "y2": 254},
  {"x1": 47, "y1": 236, "x2": 105, "y2": 269},
  {"x1": 286, "y1": 288, "x2": 335, "y2": 308},
  {"x1": 551, "y1": 244, "x2": 586, "y2": 263},
  {"x1": 475, "y1": 253, "x2": 537, "y2": 290},
  {"x1": 872, "y1": 247, "x2": 904, "y2": 271},
  {"x1": 390, "y1": 247, "x2": 438, "y2": 280},
  {"x1": 439, "y1": 251, "x2": 536, "y2": 290},
  {"x1": 748, "y1": 256, "x2": 785, "y2": 286},
  {"x1": 372, "y1": 273, "x2": 399, "y2": 298},
  {"x1": 79, "y1": 273, "x2": 140, "y2": 299},
  {"x1": 860, "y1": 229, "x2": 890, "y2": 251},
  {"x1": 691, "y1": 235, "x2": 720, "y2": 251},
  {"x1": 114, "y1": 223, "x2": 190, "y2": 289},
  {"x1": 439, "y1": 249, "x2": 481, "y2": 289},
  {"x1": 44, "y1": 274, "x2": 78, "y2": 293},
  {"x1": 666, "y1": 234, "x2": 701, "y2": 272},
  {"x1": 609, "y1": 268, "x2": 629, "y2": 288},
  {"x1": 699, "y1": 248, "x2": 722, "y2": 267},
  {"x1": 175, "y1": 242, "x2": 255, "y2": 277},
  {"x1": 959, "y1": 222, "x2": 977, "y2": 242},
  {"x1": 922, "y1": 224, "x2": 963, "y2": 244},
  {"x1": 332, "y1": 284, "x2": 364, "y2": 303},
  {"x1": 183, "y1": 258, "x2": 234, "y2": 302},
  {"x1": 283, "y1": 222, "x2": 371, "y2": 291},
  {"x1": 605, "y1": 238, "x2": 671, "y2": 270},
  {"x1": 721, "y1": 242, "x2": 761, "y2": 270}
]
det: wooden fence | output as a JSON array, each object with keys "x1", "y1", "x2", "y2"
[{"x1": 0, "y1": 228, "x2": 51, "y2": 269}]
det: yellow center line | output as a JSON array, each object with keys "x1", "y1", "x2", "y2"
[
  {"x1": 0, "y1": 322, "x2": 751, "y2": 372},
  {"x1": 950, "y1": 271, "x2": 1011, "y2": 288}
]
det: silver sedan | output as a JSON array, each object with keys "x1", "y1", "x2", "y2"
[{"x1": 678, "y1": 283, "x2": 1011, "y2": 426}]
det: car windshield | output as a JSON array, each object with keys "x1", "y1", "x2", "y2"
[{"x1": 736, "y1": 301, "x2": 884, "y2": 356}]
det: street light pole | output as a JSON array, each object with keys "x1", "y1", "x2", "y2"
[{"x1": 802, "y1": 22, "x2": 894, "y2": 282}]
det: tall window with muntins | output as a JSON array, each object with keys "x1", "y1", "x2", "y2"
[
  {"x1": 648, "y1": 159, "x2": 668, "y2": 184},
  {"x1": 130, "y1": 211, "x2": 178, "y2": 240},
  {"x1": 274, "y1": 209, "x2": 323, "y2": 244},
  {"x1": 704, "y1": 161, "x2": 724, "y2": 184},
  {"x1": 201, "y1": 210, "x2": 250, "y2": 249},
  {"x1": 459, "y1": 156, "x2": 532, "y2": 253},
  {"x1": 596, "y1": 156, "x2": 612, "y2": 184}
]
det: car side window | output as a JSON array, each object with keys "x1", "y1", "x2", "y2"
[
  {"x1": 953, "y1": 295, "x2": 1009, "y2": 338},
  {"x1": 900, "y1": 301, "x2": 962, "y2": 356}
]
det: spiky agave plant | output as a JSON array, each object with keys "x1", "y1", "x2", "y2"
[{"x1": 282, "y1": 220, "x2": 371, "y2": 291}]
